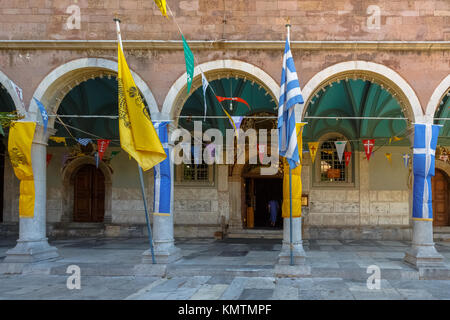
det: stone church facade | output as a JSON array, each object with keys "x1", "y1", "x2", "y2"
[{"x1": 0, "y1": 1, "x2": 449, "y2": 265}]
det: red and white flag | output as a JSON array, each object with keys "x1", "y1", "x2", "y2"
[
  {"x1": 344, "y1": 151, "x2": 352, "y2": 166},
  {"x1": 97, "y1": 139, "x2": 111, "y2": 161},
  {"x1": 362, "y1": 139, "x2": 375, "y2": 161},
  {"x1": 258, "y1": 144, "x2": 266, "y2": 163}
]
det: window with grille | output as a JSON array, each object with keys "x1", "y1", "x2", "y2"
[
  {"x1": 319, "y1": 139, "x2": 347, "y2": 182},
  {"x1": 176, "y1": 144, "x2": 214, "y2": 185}
]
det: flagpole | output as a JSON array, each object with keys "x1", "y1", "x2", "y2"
[
  {"x1": 114, "y1": 16, "x2": 156, "y2": 264},
  {"x1": 285, "y1": 18, "x2": 294, "y2": 266}
]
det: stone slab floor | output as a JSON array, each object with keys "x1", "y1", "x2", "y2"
[{"x1": 0, "y1": 237, "x2": 450, "y2": 300}]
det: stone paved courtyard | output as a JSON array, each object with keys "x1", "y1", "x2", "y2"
[{"x1": 1, "y1": 237, "x2": 450, "y2": 300}]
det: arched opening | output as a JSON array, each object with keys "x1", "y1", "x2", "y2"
[
  {"x1": 0, "y1": 81, "x2": 17, "y2": 223},
  {"x1": 432, "y1": 169, "x2": 449, "y2": 227},
  {"x1": 72, "y1": 164, "x2": 105, "y2": 222}
]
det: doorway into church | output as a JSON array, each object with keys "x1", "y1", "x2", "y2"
[
  {"x1": 245, "y1": 178, "x2": 283, "y2": 229},
  {"x1": 73, "y1": 164, "x2": 105, "y2": 222}
]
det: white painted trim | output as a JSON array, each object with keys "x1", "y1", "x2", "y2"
[
  {"x1": 28, "y1": 58, "x2": 158, "y2": 125},
  {"x1": 161, "y1": 59, "x2": 280, "y2": 120},
  {"x1": 300, "y1": 61, "x2": 423, "y2": 123},
  {"x1": 0, "y1": 70, "x2": 27, "y2": 116},
  {"x1": 425, "y1": 75, "x2": 450, "y2": 120}
]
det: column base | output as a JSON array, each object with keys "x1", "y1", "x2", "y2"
[
  {"x1": 277, "y1": 243, "x2": 306, "y2": 265},
  {"x1": 404, "y1": 244, "x2": 444, "y2": 269},
  {"x1": 142, "y1": 242, "x2": 182, "y2": 265},
  {"x1": 3, "y1": 238, "x2": 59, "y2": 263}
]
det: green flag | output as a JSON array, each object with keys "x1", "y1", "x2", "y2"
[
  {"x1": 110, "y1": 150, "x2": 120, "y2": 160},
  {"x1": 182, "y1": 35, "x2": 194, "y2": 94},
  {"x1": 0, "y1": 123, "x2": 4, "y2": 136}
]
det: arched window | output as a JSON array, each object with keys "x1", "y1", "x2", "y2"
[{"x1": 313, "y1": 134, "x2": 353, "y2": 185}]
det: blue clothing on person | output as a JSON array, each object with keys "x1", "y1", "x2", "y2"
[{"x1": 268, "y1": 200, "x2": 280, "y2": 226}]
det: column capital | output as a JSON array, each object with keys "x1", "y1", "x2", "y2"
[{"x1": 33, "y1": 124, "x2": 56, "y2": 146}]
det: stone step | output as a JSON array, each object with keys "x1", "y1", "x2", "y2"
[{"x1": 227, "y1": 229, "x2": 283, "y2": 239}]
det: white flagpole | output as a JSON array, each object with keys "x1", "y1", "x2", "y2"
[
  {"x1": 114, "y1": 16, "x2": 156, "y2": 264},
  {"x1": 286, "y1": 18, "x2": 294, "y2": 266}
]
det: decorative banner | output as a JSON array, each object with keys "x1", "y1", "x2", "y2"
[
  {"x1": 389, "y1": 136, "x2": 403, "y2": 145},
  {"x1": 7, "y1": 121, "x2": 36, "y2": 218},
  {"x1": 258, "y1": 144, "x2": 266, "y2": 163},
  {"x1": 344, "y1": 151, "x2": 352, "y2": 166},
  {"x1": 385, "y1": 153, "x2": 392, "y2": 165},
  {"x1": 0, "y1": 123, "x2": 4, "y2": 136},
  {"x1": 201, "y1": 72, "x2": 209, "y2": 121},
  {"x1": 153, "y1": 0, "x2": 167, "y2": 17},
  {"x1": 412, "y1": 123, "x2": 441, "y2": 221},
  {"x1": 153, "y1": 121, "x2": 171, "y2": 216},
  {"x1": 33, "y1": 98, "x2": 48, "y2": 133},
  {"x1": 308, "y1": 142, "x2": 319, "y2": 164},
  {"x1": 334, "y1": 141, "x2": 347, "y2": 163},
  {"x1": 362, "y1": 139, "x2": 375, "y2": 161},
  {"x1": 9, "y1": 80, "x2": 25, "y2": 109},
  {"x1": 97, "y1": 139, "x2": 111, "y2": 161},
  {"x1": 402, "y1": 153, "x2": 410, "y2": 168},
  {"x1": 231, "y1": 116, "x2": 244, "y2": 131},
  {"x1": 182, "y1": 35, "x2": 194, "y2": 94},
  {"x1": 46, "y1": 154, "x2": 52, "y2": 167},
  {"x1": 215, "y1": 96, "x2": 251, "y2": 110},
  {"x1": 282, "y1": 123, "x2": 306, "y2": 218},
  {"x1": 77, "y1": 138, "x2": 92, "y2": 146},
  {"x1": 49, "y1": 136, "x2": 67, "y2": 146}
]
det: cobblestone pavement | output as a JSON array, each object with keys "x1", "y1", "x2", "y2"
[{"x1": 0, "y1": 237, "x2": 450, "y2": 300}]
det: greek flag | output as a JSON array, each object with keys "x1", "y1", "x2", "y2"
[
  {"x1": 412, "y1": 123, "x2": 441, "y2": 221},
  {"x1": 277, "y1": 37, "x2": 304, "y2": 169},
  {"x1": 153, "y1": 121, "x2": 171, "y2": 215}
]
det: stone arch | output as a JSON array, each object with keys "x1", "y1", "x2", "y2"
[
  {"x1": 161, "y1": 59, "x2": 280, "y2": 125},
  {"x1": 29, "y1": 58, "x2": 158, "y2": 129},
  {"x1": 435, "y1": 160, "x2": 450, "y2": 181},
  {"x1": 60, "y1": 156, "x2": 112, "y2": 223},
  {"x1": 425, "y1": 75, "x2": 450, "y2": 120},
  {"x1": 0, "y1": 70, "x2": 27, "y2": 116},
  {"x1": 301, "y1": 61, "x2": 423, "y2": 123}
]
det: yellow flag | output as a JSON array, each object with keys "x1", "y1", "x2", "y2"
[
  {"x1": 154, "y1": 0, "x2": 168, "y2": 17},
  {"x1": 308, "y1": 142, "x2": 319, "y2": 164},
  {"x1": 385, "y1": 152, "x2": 392, "y2": 164},
  {"x1": 282, "y1": 123, "x2": 305, "y2": 218},
  {"x1": 117, "y1": 44, "x2": 167, "y2": 171},
  {"x1": 8, "y1": 121, "x2": 36, "y2": 218},
  {"x1": 49, "y1": 136, "x2": 67, "y2": 146}
]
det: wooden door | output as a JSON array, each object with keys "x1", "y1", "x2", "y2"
[
  {"x1": 432, "y1": 169, "x2": 449, "y2": 227},
  {"x1": 73, "y1": 165, "x2": 105, "y2": 222}
]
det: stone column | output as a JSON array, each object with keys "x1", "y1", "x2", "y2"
[
  {"x1": 404, "y1": 121, "x2": 444, "y2": 268},
  {"x1": 278, "y1": 217, "x2": 306, "y2": 264},
  {"x1": 4, "y1": 125, "x2": 59, "y2": 263},
  {"x1": 142, "y1": 144, "x2": 181, "y2": 264}
]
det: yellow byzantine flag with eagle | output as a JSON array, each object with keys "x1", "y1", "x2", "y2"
[
  {"x1": 8, "y1": 121, "x2": 36, "y2": 218},
  {"x1": 282, "y1": 123, "x2": 305, "y2": 218},
  {"x1": 117, "y1": 43, "x2": 166, "y2": 171}
]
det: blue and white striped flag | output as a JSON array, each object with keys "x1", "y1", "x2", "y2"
[
  {"x1": 412, "y1": 123, "x2": 441, "y2": 221},
  {"x1": 153, "y1": 121, "x2": 171, "y2": 215},
  {"x1": 76, "y1": 138, "x2": 92, "y2": 146},
  {"x1": 277, "y1": 36, "x2": 304, "y2": 169}
]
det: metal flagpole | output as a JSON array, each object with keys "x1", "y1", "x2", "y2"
[
  {"x1": 286, "y1": 18, "x2": 294, "y2": 266},
  {"x1": 138, "y1": 164, "x2": 156, "y2": 264},
  {"x1": 114, "y1": 16, "x2": 156, "y2": 264}
]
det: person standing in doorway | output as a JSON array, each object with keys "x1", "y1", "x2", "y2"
[{"x1": 268, "y1": 199, "x2": 280, "y2": 227}]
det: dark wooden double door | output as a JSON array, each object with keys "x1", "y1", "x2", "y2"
[
  {"x1": 432, "y1": 169, "x2": 450, "y2": 227},
  {"x1": 73, "y1": 165, "x2": 105, "y2": 222}
]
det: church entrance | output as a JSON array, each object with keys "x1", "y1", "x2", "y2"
[
  {"x1": 73, "y1": 164, "x2": 105, "y2": 222},
  {"x1": 432, "y1": 169, "x2": 449, "y2": 227},
  {"x1": 245, "y1": 177, "x2": 283, "y2": 229}
]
